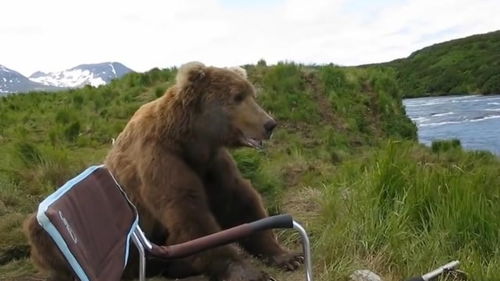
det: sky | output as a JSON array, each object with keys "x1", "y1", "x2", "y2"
[{"x1": 1, "y1": 0, "x2": 500, "y2": 76}]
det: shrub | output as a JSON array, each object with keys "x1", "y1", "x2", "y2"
[
  {"x1": 64, "y1": 121, "x2": 80, "y2": 142},
  {"x1": 14, "y1": 142, "x2": 43, "y2": 167},
  {"x1": 155, "y1": 86, "x2": 165, "y2": 97},
  {"x1": 431, "y1": 139, "x2": 461, "y2": 153},
  {"x1": 55, "y1": 110, "x2": 74, "y2": 124}
]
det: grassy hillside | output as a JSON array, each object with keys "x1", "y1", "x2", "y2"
[
  {"x1": 0, "y1": 63, "x2": 499, "y2": 281},
  {"x1": 382, "y1": 30, "x2": 500, "y2": 97},
  {"x1": 315, "y1": 140, "x2": 500, "y2": 280}
]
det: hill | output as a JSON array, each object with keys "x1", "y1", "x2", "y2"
[
  {"x1": 380, "y1": 30, "x2": 500, "y2": 97},
  {"x1": 0, "y1": 64, "x2": 499, "y2": 281}
]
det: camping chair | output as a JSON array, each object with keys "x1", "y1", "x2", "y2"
[{"x1": 36, "y1": 165, "x2": 313, "y2": 281}]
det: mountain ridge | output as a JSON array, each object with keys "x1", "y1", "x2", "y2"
[
  {"x1": 29, "y1": 62, "x2": 133, "y2": 88},
  {"x1": 0, "y1": 64, "x2": 61, "y2": 95},
  {"x1": 0, "y1": 62, "x2": 133, "y2": 95}
]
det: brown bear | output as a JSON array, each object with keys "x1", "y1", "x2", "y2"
[{"x1": 24, "y1": 62, "x2": 302, "y2": 281}]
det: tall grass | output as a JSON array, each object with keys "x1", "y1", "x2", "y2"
[
  {"x1": 257, "y1": 63, "x2": 321, "y2": 123},
  {"x1": 2, "y1": 62, "x2": 497, "y2": 281},
  {"x1": 316, "y1": 140, "x2": 500, "y2": 280}
]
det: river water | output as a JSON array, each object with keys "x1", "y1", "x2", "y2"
[{"x1": 403, "y1": 94, "x2": 500, "y2": 155}]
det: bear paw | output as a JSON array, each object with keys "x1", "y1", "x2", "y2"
[{"x1": 265, "y1": 251, "x2": 304, "y2": 271}]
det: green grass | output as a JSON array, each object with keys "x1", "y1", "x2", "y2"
[
  {"x1": 0, "y1": 69, "x2": 176, "y2": 277},
  {"x1": 315, "y1": 141, "x2": 500, "y2": 280},
  {"x1": 1, "y1": 62, "x2": 498, "y2": 281}
]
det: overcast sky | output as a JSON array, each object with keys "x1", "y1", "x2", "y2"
[{"x1": 1, "y1": 0, "x2": 500, "y2": 76}]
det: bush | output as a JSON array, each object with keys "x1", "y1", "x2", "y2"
[
  {"x1": 72, "y1": 93, "x2": 84, "y2": 108},
  {"x1": 155, "y1": 86, "x2": 165, "y2": 97},
  {"x1": 64, "y1": 121, "x2": 80, "y2": 142},
  {"x1": 431, "y1": 139, "x2": 461, "y2": 153},
  {"x1": 55, "y1": 110, "x2": 74, "y2": 124},
  {"x1": 14, "y1": 142, "x2": 43, "y2": 167}
]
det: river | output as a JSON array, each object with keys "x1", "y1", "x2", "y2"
[{"x1": 403, "y1": 94, "x2": 500, "y2": 155}]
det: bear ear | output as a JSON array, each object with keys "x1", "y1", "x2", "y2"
[
  {"x1": 176, "y1": 61, "x2": 206, "y2": 87},
  {"x1": 226, "y1": 66, "x2": 247, "y2": 79}
]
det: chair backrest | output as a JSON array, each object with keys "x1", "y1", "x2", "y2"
[{"x1": 37, "y1": 165, "x2": 138, "y2": 281}]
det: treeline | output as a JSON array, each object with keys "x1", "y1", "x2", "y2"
[{"x1": 377, "y1": 30, "x2": 500, "y2": 97}]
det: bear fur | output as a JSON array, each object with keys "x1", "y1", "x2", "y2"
[{"x1": 24, "y1": 62, "x2": 302, "y2": 281}]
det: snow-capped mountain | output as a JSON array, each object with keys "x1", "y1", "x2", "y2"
[
  {"x1": 0, "y1": 62, "x2": 134, "y2": 95},
  {"x1": 0, "y1": 65, "x2": 59, "y2": 95},
  {"x1": 29, "y1": 62, "x2": 133, "y2": 88}
]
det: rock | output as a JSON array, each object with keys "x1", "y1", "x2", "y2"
[{"x1": 350, "y1": 269, "x2": 383, "y2": 281}]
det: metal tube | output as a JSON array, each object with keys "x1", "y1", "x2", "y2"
[
  {"x1": 132, "y1": 232, "x2": 146, "y2": 281},
  {"x1": 422, "y1": 260, "x2": 460, "y2": 281},
  {"x1": 293, "y1": 221, "x2": 313, "y2": 281},
  {"x1": 135, "y1": 226, "x2": 153, "y2": 250}
]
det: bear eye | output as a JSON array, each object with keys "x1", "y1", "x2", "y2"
[{"x1": 234, "y1": 93, "x2": 245, "y2": 103}]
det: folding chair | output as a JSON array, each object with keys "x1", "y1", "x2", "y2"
[{"x1": 36, "y1": 165, "x2": 313, "y2": 281}]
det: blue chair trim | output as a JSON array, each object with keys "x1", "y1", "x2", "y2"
[{"x1": 36, "y1": 165, "x2": 103, "y2": 281}]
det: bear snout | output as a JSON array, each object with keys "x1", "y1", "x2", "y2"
[{"x1": 264, "y1": 119, "x2": 277, "y2": 138}]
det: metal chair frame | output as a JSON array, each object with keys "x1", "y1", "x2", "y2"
[{"x1": 131, "y1": 220, "x2": 314, "y2": 281}]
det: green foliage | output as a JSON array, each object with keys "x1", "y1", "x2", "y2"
[
  {"x1": 257, "y1": 59, "x2": 267, "y2": 67},
  {"x1": 381, "y1": 30, "x2": 500, "y2": 97},
  {"x1": 14, "y1": 142, "x2": 43, "y2": 167},
  {"x1": 0, "y1": 69, "x2": 178, "y2": 270},
  {"x1": 55, "y1": 109, "x2": 74, "y2": 124},
  {"x1": 368, "y1": 68, "x2": 417, "y2": 139},
  {"x1": 155, "y1": 86, "x2": 166, "y2": 97},
  {"x1": 483, "y1": 74, "x2": 500, "y2": 94},
  {"x1": 316, "y1": 141, "x2": 500, "y2": 280},
  {"x1": 431, "y1": 139, "x2": 461, "y2": 153},
  {"x1": 257, "y1": 63, "x2": 321, "y2": 123},
  {"x1": 72, "y1": 93, "x2": 84, "y2": 108},
  {"x1": 64, "y1": 121, "x2": 80, "y2": 142},
  {"x1": 232, "y1": 149, "x2": 284, "y2": 212},
  {"x1": 1, "y1": 62, "x2": 479, "y2": 281}
]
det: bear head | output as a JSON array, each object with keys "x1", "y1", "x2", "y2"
[{"x1": 175, "y1": 62, "x2": 276, "y2": 149}]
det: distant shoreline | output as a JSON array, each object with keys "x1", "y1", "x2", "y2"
[{"x1": 404, "y1": 92, "x2": 500, "y2": 99}]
